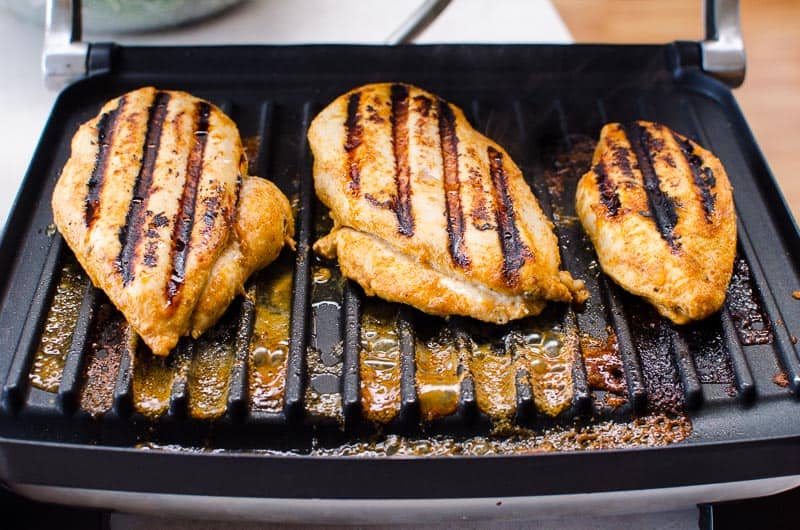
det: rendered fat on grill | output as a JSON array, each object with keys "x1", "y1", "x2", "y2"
[
  {"x1": 52, "y1": 87, "x2": 295, "y2": 356},
  {"x1": 29, "y1": 257, "x2": 88, "y2": 392},
  {"x1": 309, "y1": 83, "x2": 588, "y2": 325},
  {"x1": 576, "y1": 121, "x2": 736, "y2": 324},
  {"x1": 248, "y1": 259, "x2": 293, "y2": 412}
]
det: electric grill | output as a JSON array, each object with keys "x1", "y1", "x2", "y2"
[{"x1": 2, "y1": 0, "x2": 800, "y2": 523}]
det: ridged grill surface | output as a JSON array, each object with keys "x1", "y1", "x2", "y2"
[{"x1": 1, "y1": 46, "x2": 799, "y2": 452}]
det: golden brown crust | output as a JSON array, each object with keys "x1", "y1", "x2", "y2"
[
  {"x1": 316, "y1": 227, "x2": 545, "y2": 323},
  {"x1": 308, "y1": 83, "x2": 586, "y2": 322},
  {"x1": 576, "y1": 121, "x2": 736, "y2": 323}
]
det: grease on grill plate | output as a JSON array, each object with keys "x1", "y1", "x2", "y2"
[
  {"x1": 512, "y1": 327, "x2": 575, "y2": 417},
  {"x1": 359, "y1": 301, "x2": 401, "y2": 423},
  {"x1": 39, "y1": 132, "x2": 793, "y2": 453},
  {"x1": 133, "y1": 340, "x2": 190, "y2": 417},
  {"x1": 187, "y1": 309, "x2": 237, "y2": 419},
  {"x1": 727, "y1": 256, "x2": 772, "y2": 345},
  {"x1": 314, "y1": 414, "x2": 691, "y2": 455},
  {"x1": 548, "y1": 137, "x2": 680, "y2": 415},
  {"x1": 29, "y1": 257, "x2": 87, "y2": 392},
  {"x1": 684, "y1": 320, "x2": 734, "y2": 384},
  {"x1": 140, "y1": 414, "x2": 691, "y2": 456},
  {"x1": 468, "y1": 336, "x2": 515, "y2": 421},
  {"x1": 415, "y1": 326, "x2": 462, "y2": 422},
  {"x1": 305, "y1": 346, "x2": 344, "y2": 423},
  {"x1": 80, "y1": 302, "x2": 133, "y2": 416},
  {"x1": 248, "y1": 258, "x2": 293, "y2": 411},
  {"x1": 581, "y1": 331, "x2": 626, "y2": 395},
  {"x1": 304, "y1": 204, "x2": 347, "y2": 422}
]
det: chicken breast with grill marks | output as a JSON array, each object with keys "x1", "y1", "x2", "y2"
[
  {"x1": 309, "y1": 83, "x2": 587, "y2": 323},
  {"x1": 52, "y1": 87, "x2": 294, "y2": 355},
  {"x1": 576, "y1": 121, "x2": 736, "y2": 324}
]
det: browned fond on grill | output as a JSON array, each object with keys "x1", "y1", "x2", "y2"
[
  {"x1": 576, "y1": 121, "x2": 736, "y2": 324},
  {"x1": 52, "y1": 87, "x2": 294, "y2": 355},
  {"x1": 309, "y1": 83, "x2": 587, "y2": 324}
]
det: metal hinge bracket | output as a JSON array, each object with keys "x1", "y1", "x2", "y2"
[
  {"x1": 701, "y1": 0, "x2": 746, "y2": 87},
  {"x1": 43, "y1": 0, "x2": 88, "y2": 90}
]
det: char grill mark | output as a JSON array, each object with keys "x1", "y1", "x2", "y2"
[
  {"x1": 344, "y1": 92, "x2": 363, "y2": 195},
  {"x1": 117, "y1": 91, "x2": 171, "y2": 284},
  {"x1": 167, "y1": 101, "x2": 211, "y2": 304},
  {"x1": 623, "y1": 122, "x2": 681, "y2": 251},
  {"x1": 413, "y1": 94, "x2": 432, "y2": 117},
  {"x1": 593, "y1": 160, "x2": 621, "y2": 216},
  {"x1": 437, "y1": 98, "x2": 470, "y2": 269},
  {"x1": 390, "y1": 84, "x2": 414, "y2": 237},
  {"x1": 234, "y1": 158, "x2": 244, "y2": 210},
  {"x1": 612, "y1": 144, "x2": 637, "y2": 191},
  {"x1": 673, "y1": 131, "x2": 717, "y2": 222},
  {"x1": 487, "y1": 146, "x2": 526, "y2": 286},
  {"x1": 85, "y1": 97, "x2": 126, "y2": 228},
  {"x1": 468, "y1": 166, "x2": 493, "y2": 231},
  {"x1": 364, "y1": 193, "x2": 395, "y2": 210}
]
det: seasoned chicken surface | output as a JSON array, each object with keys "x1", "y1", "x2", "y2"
[
  {"x1": 53, "y1": 87, "x2": 293, "y2": 355},
  {"x1": 576, "y1": 121, "x2": 736, "y2": 324},
  {"x1": 309, "y1": 83, "x2": 586, "y2": 323},
  {"x1": 189, "y1": 176, "x2": 294, "y2": 338}
]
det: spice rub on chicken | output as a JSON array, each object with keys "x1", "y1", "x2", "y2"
[
  {"x1": 309, "y1": 83, "x2": 587, "y2": 323},
  {"x1": 52, "y1": 87, "x2": 294, "y2": 356},
  {"x1": 576, "y1": 121, "x2": 736, "y2": 324}
]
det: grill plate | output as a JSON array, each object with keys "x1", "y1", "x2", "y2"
[{"x1": 1, "y1": 44, "x2": 800, "y2": 498}]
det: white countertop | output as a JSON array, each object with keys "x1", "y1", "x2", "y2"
[{"x1": 0, "y1": 0, "x2": 572, "y2": 231}]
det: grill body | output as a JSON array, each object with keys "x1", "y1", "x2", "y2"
[{"x1": 1, "y1": 44, "x2": 800, "y2": 510}]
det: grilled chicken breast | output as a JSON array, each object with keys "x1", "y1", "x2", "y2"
[
  {"x1": 576, "y1": 121, "x2": 736, "y2": 324},
  {"x1": 309, "y1": 83, "x2": 587, "y2": 323},
  {"x1": 53, "y1": 87, "x2": 294, "y2": 355}
]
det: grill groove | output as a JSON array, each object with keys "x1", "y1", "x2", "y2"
[
  {"x1": 737, "y1": 220, "x2": 800, "y2": 394},
  {"x1": 2, "y1": 235, "x2": 65, "y2": 411},
  {"x1": 227, "y1": 288, "x2": 255, "y2": 419},
  {"x1": 342, "y1": 282, "x2": 362, "y2": 426},
  {"x1": 397, "y1": 307, "x2": 419, "y2": 427},
  {"x1": 111, "y1": 329, "x2": 135, "y2": 417},
  {"x1": 57, "y1": 285, "x2": 102, "y2": 414},
  {"x1": 284, "y1": 102, "x2": 316, "y2": 421},
  {"x1": 167, "y1": 344, "x2": 191, "y2": 418},
  {"x1": 670, "y1": 328, "x2": 703, "y2": 409},
  {"x1": 720, "y1": 307, "x2": 755, "y2": 400}
]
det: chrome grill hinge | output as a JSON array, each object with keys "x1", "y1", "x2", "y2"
[
  {"x1": 701, "y1": 0, "x2": 746, "y2": 87},
  {"x1": 43, "y1": 0, "x2": 89, "y2": 90}
]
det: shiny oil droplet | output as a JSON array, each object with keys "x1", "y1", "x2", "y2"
[
  {"x1": 312, "y1": 267, "x2": 332, "y2": 284},
  {"x1": 249, "y1": 258, "x2": 293, "y2": 412},
  {"x1": 29, "y1": 258, "x2": 88, "y2": 392},
  {"x1": 543, "y1": 338, "x2": 562, "y2": 358},
  {"x1": 359, "y1": 301, "x2": 401, "y2": 423},
  {"x1": 530, "y1": 358, "x2": 547, "y2": 374}
]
